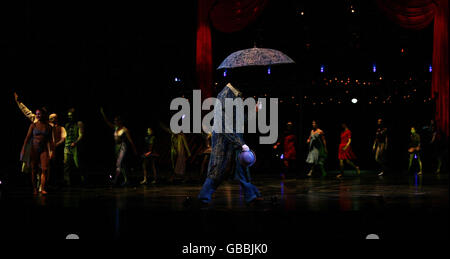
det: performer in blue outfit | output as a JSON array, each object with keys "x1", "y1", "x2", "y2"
[{"x1": 197, "y1": 83, "x2": 262, "y2": 205}]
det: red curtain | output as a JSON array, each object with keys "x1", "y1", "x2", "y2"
[
  {"x1": 378, "y1": 0, "x2": 449, "y2": 138},
  {"x1": 210, "y1": 0, "x2": 269, "y2": 33},
  {"x1": 196, "y1": 0, "x2": 214, "y2": 99}
]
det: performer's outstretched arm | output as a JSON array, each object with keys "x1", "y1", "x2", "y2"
[{"x1": 14, "y1": 92, "x2": 36, "y2": 122}]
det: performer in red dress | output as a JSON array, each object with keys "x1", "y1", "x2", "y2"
[
  {"x1": 282, "y1": 122, "x2": 297, "y2": 179},
  {"x1": 337, "y1": 123, "x2": 360, "y2": 179}
]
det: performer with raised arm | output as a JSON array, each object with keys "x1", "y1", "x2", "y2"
[
  {"x1": 336, "y1": 122, "x2": 360, "y2": 179},
  {"x1": 373, "y1": 118, "x2": 388, "y2": 176},
  {"x1": 14, "y1": 92, "x2": 64, "y2": 188},
  {"x1": 21, "y1": 108, "x2": 55, "y2": 195},
  {"x1": 101, "y1": 107, "x2": 138, "y2": 186},
  {"x1": 64, "y1": 108, "x2": 85, "y2": 186},
  {"x1": 305, "y1": 120, "x2": 328, "y2": 177},
  {"x1": 191, "y1": 82, "x2": 262, "y2": 206}
]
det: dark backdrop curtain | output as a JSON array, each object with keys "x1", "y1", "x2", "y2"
[{"x1": 378, "y1": 0, "x2": 449, "y2": 138}]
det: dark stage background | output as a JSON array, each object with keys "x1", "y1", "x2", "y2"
[{"x1": 1, "y1": 1, "x2": 435, "y2": 183}]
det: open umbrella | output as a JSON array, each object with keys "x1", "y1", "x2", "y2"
[{"x1": 217, "y1": 47, "x2": 295, "y2": 69}]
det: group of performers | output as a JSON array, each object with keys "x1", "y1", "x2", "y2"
[
  {"x1": 16, "y1": 93, "x2": 85, "y2": 194},
  {"x1": 297, "y1": 117, "x2": 444, "y2": 179},
  {"x1": 13, "y1": 83, "x2": 446, "y2": 207}
]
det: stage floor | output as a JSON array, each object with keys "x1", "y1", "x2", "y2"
[{"x1": 0, "y1": 172, "x2": 448, "y2": 240}]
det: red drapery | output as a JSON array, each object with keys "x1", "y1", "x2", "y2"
[
  {"x1": 196, "y1": 0, "x2": 214, "y2": 99},
  {"x1": 378, "y1": 0, "x2": 449, "y2": 138},
  {"x1": 196, "y1": 0, "x2": 269, "y2": 99}
]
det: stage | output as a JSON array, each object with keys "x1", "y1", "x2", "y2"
[{"x1": 0, "y1": 171, "x2": 448, "y2": 240}]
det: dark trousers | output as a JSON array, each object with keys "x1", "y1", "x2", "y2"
[{"x1": 198, "y1": 152, "x2": 261, "y2": 204}]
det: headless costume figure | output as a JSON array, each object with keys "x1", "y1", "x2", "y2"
[{"x1": 198, "y1": 83, "x2": 261, "y2": 204}]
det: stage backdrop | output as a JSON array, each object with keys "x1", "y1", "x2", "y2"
[
  {"x1": 196, "y1": 0, "x2": 269, "y2": 99},
  {"x1": 377, "y1": 0, "x2": 449, "y2": 139}
]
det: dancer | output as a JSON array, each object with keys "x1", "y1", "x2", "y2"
[
  {"x1": 373, "y1": 118, "x2": 388, "y2": 176},
  {"x1": 140, "y1": 127, "x2": 158, "y2": 185},
  {"x1": 160, "y1": 123, "x2": 191, "y2": 182},
  {"x1": 306, "y1": 120, "x2": 327, "y2": 177},
  {"x1": 15, "y1": 92, "x2": 44, "y2": 174},
  {"x1": 337, "y1": 123, "x2": 360, "y2": 179},
  {"x1": 282, "y1": 122, "x2": 297, "y2": 179},
  {"x1": 195, "y1": 82, "x2": 262, "y2": 205},
  {"x1": 172, "y1": 132, "x2": 191, "y2": 181},
  {"x1": 49, "y1": 113, "x2": 66, "y2": 187},
  {"x1": 64, "y1": 108, "x2": 85, "y2": 186},
  {"x1": 100, "y1": 108, "x2": 137, "y2": 186},
  {"x1": 408, "y1": 126, "x2": 423, "y2": 175},
  {"x1": 20, "y1": 108, "x2": 54, "y2": 195}
]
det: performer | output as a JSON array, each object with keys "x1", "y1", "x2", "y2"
[
  {"x1": 101, "y1": 108, "x2": 138, "y2": 186},
  {"x1": 49, "y1": 113, "x2": 66, "y2": 187},
  {"x1": 282, "y1": 122, "x2": 297, "y2": 179},
  {"x1": 305, "y1": 120, "x2": 327, "y2": 177},
  {"x1": 64, "y1": 108, "x2": 85, "y2": 186},
  {"x1": 21, "y1": 108, "x2": 54, "y2": 195},
  {"x1": 160, "y1": 123, "x2": 191, "y2": 182},
  {"x1": 14, "y1": 92, "x2": 42, "y2": 174},
  {"x1": 337, "y1": 123, "x2": 360, "y2": 179},
  {"x1": 140, "y1": 127, "x2": 158, "y2": 185},
  {"x1": 196, "y1": 82, "x2": 262, "y2": 205},
  {"x1": 373, "y1": 118, "x2": 388, "y2": 176},
  {"x1": 408, "y1": 126, "x2": 423, "y2": 175},
  {"x1": 172, "y1": 133, "x2": 191, "y2": 181}
]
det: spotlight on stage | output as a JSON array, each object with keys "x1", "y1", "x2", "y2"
[{"x1": 351, "y1": 98, "x2": 358, "y2": 104}]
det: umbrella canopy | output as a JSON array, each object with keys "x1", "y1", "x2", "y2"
[{"x1": 217, "y1": 47, "x2": 295, "y2": 70}]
